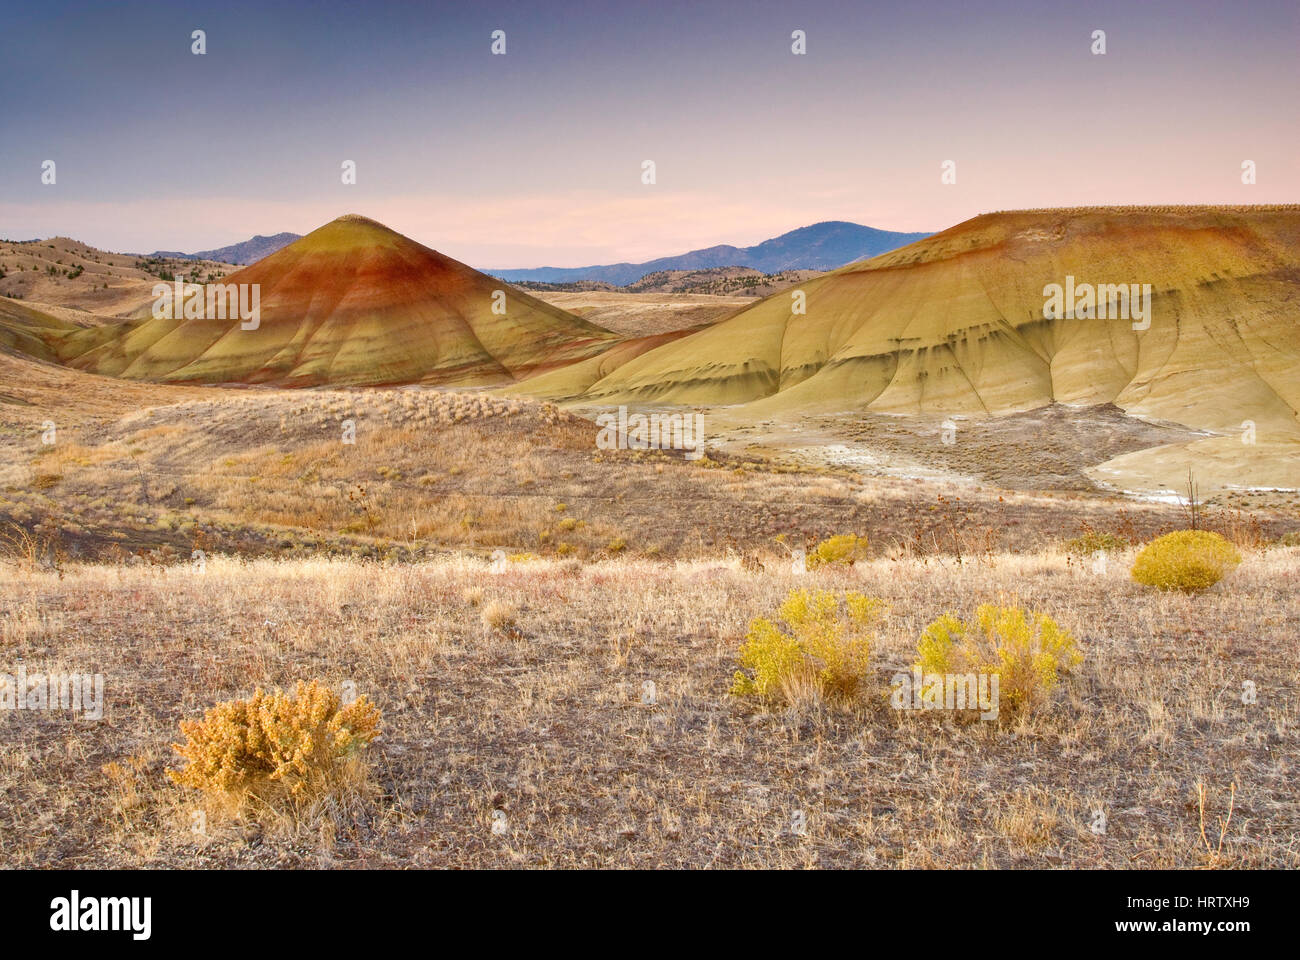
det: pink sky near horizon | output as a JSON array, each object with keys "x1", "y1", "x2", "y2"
[
  {"x1": 10, "y1": 162, "x2": 1299, "y2": 270},
  {"x1": 2, "y1": 1, "x2": 1297, "y2": 268}
]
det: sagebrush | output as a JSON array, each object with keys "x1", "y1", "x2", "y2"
[
  {"x1": 732, "y1": 588, "x2": 886, "y2": 705},
  {"x1": 806, "y1": 533, "x2": 870, "y2": 568},
  {"x1": 915, "y1": 605, "x2": 1083, "y2": 719},
  {"x1": 1131, "y1": 530, "x2": 1242, "y2": 592},
  {"x1": 169, "y1": 680, "x2": 381, "y2": 816}
]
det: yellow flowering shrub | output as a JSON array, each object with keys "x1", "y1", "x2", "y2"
[
  {"x1": 1131, "y1": 530, "x2": 1241, "y2": 592},
  {"x1": 806, "y1": 534, "x2": 870, "y2": 569},
  {"x1": 732, "y1": 589, "x2": 886, "y2": 704},
  {"x1": 169, "y1": 680, "x2": 381, "y2": 805},
  {"x1": 916, "y1": 605, "x2": 1082, "y2": 718}
]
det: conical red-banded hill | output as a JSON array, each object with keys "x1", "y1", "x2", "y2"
[{"x1": 55, "y1": 214, "x2": 620, "y2": 387}]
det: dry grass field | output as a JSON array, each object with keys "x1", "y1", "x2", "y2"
[
  {"x1": 10, "y1": 376, "x2": 1290, "y2": 568},
  {"x1": 1, "y1": 549, "x2": 1295, "y2": 868},
  {"x1": 4, "y1": 331, "x2": 1296, "y2": 872}
]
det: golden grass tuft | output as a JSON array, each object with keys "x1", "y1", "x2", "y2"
[{"x1": 481, "y1": 599, "x2": 518, "y2": 632}]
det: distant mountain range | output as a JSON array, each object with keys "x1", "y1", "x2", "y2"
[
  {"x1": 489, "y1": 221, "x2": 933, "y2": 285},
  {"x1": 149, "y1": 233, "x2": 302, "y2": 265},
  {"x1": 144, "y1": 221, "x2": 930, "y2": 277}
]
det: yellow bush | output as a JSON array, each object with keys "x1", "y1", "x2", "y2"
[
  {"x1": 806, "y1": 534, "x2": 869, "y2": 569},
  {"x1": 732, "y1": 589, "x2": 886, "y2": 704},
  {"x1": 915, "y1": 605, "x2": 1082, "y2": 719},
  {"x1": 1131, "y1": 530, "x2": 1242, "y2": 592},
  {"x1": 169, "y1": 681, "x2": 381, "y2": 807}
]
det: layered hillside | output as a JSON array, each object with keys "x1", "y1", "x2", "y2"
[
  {"x1": 564, "y1": 206, "x2": 1300, "y2": 440},
  {"x1": 53, "y1": 215, "x2": 620, "y2": 387},
  {"x1": 0, "y1": 297, "x2": 79, "y2": 361}
]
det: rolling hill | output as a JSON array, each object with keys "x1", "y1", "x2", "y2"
[
  {"x1": 557, "y1": 206, "x2": 1300, "y2": 433},
  {"x1": 0, "y1": 236, "x2": 239, "y2": 319},
  {"x1": 52, "y1": 215, "x2": 620, "y2": 388},
  {"x1": 0, "y1": 295, "x2": 80, "y2": 361},
  {"x1": 526, "y1": 206, "x2": 1300, "y2": 493},
  {"x1": 490, "y1": 221, "x2": 931, "y2": 285}
]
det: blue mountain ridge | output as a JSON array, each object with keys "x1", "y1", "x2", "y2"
[{"x1": 489, "y1": 221, "x2": 932, "y2": 285}]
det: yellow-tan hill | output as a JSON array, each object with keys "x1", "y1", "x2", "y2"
[
  {"x1": 0, "y1": 297, "x2": 80, "y2": 362},
  {"x1": 504, "y1": 328, "x2": 697, "y2": 402},
  {"x1": 560, "y1": 206, "x2": 1300, "y2": 441}
]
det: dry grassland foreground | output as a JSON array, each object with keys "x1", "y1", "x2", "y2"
[{"x1": 0, "y1": 547, "x2": 1296, "y2": 870}]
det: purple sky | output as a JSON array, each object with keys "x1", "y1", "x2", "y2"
[{"x1": 1, "y1": 0, "x2": 1296, "y2": 268}]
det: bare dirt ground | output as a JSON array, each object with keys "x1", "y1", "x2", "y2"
[
  {"x1": 1, "y1": 551, "x2": 1295, "y2": 868},
  {"x1": 715, "y1": 403, "x2": 1213, "y2": 490},
  {"x1": 707, "y1": 402, "x2": 1300, "y2": 513}
]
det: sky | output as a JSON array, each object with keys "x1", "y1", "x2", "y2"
[{"x1": 1, "y1": 0, "x2": 1297, "y2": 268}]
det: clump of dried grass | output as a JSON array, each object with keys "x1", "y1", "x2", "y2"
[{"x1": 481, "y1": 599, "x2": 518, "y2": 632}]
